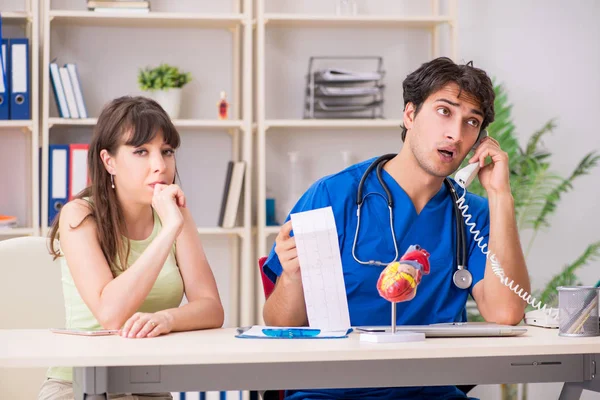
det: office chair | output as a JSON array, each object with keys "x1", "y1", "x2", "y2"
[
  {"x1": 257, "y1": 256, "x2": 285, "y2": 400},
  {"x1": 257, "y1": 256, "x2": 475, "y2": 398},
  {"x1": 0, "y1": 236, "x2": 65, "y2": 399}
]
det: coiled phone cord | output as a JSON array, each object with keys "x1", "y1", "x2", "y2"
[{"x1": 455, "y1": 187, "x2": 558, "y2": 318}]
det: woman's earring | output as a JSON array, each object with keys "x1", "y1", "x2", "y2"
[{"x1": 111, "y1": 174, "x2": 115, "y2": 189}]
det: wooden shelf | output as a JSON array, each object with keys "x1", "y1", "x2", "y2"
[
  {"x1": 263, "y1": 226, "x2": 281, "y2": 236},
  {"x1": 265, "y1": 119, "x2": 403, "y2": 130},
  {"x1": 0, "y1": 120, "x2": 34, "y2": 130},
  {"x1": 0, "y1": 228, "x2": 36, "y2": 237},
  {"x1": 48, "y1": 10, "x2": 246, "y2": 29},
  {"x1": 263, "y1": 13, "x2": 452, "y2": 28},
  {"x1": 197, "y1": 227, "x2": 245, "y2": 237},
  {"x1": 1, "y1": 11, "x2": 32, "y2": 21},
  {"x1": 49, "y1": 118, "x2": 244, "y2": 130},
  {"x1": 39, "y1": 226, "x2": 244, "y2": 238}
]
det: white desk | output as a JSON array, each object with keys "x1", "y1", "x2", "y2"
[{"x1": 1, "y1": 327, "x2": 598, "y2": 400}]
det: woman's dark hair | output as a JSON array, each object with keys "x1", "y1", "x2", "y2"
[
  {"x1": 400, "y1": 57, "x2": 495, "y2": 141},
  {"x1": 49, "y1": 96, "x2": 180, "y2": 274}
]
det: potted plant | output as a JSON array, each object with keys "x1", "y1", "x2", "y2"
[
  {"x1": 464, "y1": 83, "x2": 600, "y2": 400},
  {"x1": 137, "y1": 63, "x2": 192, "y2": 118}
]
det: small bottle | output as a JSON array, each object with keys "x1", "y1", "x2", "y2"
[
  {"x1": 217, "y1": 91, "x2": 229, "y2": 120},
  {"x1": 335, "y1": 0, "x2": 357, "y2": 15},
  {"x1": 341, "y1": 150, "x2": 353, "y2": 169},
  {"x1": 266, "y1": 186, "x2": 278, "y2": 226}
]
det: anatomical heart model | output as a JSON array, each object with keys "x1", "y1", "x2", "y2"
[{"x1": 377, "y1": 245, "x2": 431, "y2": 303}]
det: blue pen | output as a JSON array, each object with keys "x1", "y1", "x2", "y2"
[{"x1": 262, "y1": 328, "x2": 321, "y2": 338}]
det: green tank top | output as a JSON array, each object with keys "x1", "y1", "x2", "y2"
[{"x1": 47, "y1": 210, "x2": 184, "y2": 381}]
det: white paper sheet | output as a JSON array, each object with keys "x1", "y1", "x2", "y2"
[{"x1": 290, "y1": 206, "x2": 351, "y2": 330}]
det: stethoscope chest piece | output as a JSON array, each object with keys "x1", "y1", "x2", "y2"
[{"x1": 453, "y1": 267, "x2": 473, "y2": 290}]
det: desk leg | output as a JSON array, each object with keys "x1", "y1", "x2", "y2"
[
  {"x1": 559, "y1": 383, "x2": 583, "y2": 400},
  {"x1": 559, "y1": 356, "x2": 599, "y2": 400},
  {"x1": 73, "y1": 367, "x2": 108, "y2": 400}
]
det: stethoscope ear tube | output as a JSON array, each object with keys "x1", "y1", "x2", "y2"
[{"x1": 357, "y1": 154, "x2": 395, "y2": 206}]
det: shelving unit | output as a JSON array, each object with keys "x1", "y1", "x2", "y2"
[
  {"x1": 0, "y1": 120, "x2": 34, "y2": 129},
  {"x1": 0, "y1": 227, "x2": 37, "y2": 237},
  {"x1": 0, "y1": 0, "x2": 40, "y2": 238},
  {"x1": 254, "y1": 0, "x2": 457, "y2": 323},
  {"x1": 48, "y1": 117, "x2": 244, "y2": 131},
  {"x1": 265, "y1": 118, "x2": 404, "y2": 129},
  {"x1": 263, "y1": 13, "x2": 453, "y2": 28},
  {"x1": 1, "y1": 11, "x2": 32, "y2": 20},
  {"x1": 39, "y1": 0, "x2": 254, "y2": 329},
  {"x1": 48, "y1": 9, "x2": 245, "y2": 28}
]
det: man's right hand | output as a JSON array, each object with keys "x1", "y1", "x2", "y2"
[
  {"x1": 274, "y1": 220, "x2": 301, "y2": 281},
  {"x1": 264, "y1": 219, "x2": 308, "y2": 326}
]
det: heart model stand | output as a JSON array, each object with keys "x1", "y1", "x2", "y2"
[{"x1": 359, "y1": 245, "x2": 431, "y2": 343}]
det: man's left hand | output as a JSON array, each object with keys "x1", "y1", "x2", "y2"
[{"x1": 468, "y1": 136, "x2": 511, "y2": 195}]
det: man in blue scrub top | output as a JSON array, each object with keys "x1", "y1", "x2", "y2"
[{"x1": 262, "y1": 57, "x2": 531, "y2": 400}]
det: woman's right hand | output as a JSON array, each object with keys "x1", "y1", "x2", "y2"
[
  {"x1": 152, "y1": 184, "x2": 185, "y2": 236},
  {"x1": 274, "y1": 220, "x2": 301, "y2": 281}
]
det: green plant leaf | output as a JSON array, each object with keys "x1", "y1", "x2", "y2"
[
  {"x1": 469, "y1": 81, "x2": 600, "y2": 300},
  {"x1": 532, "y1": 151, "x2": 600, "y2": 230},
  {"x1": 536, "y1": 241, "x2": 600, "y2": 307},
  {"x1": 525, "y1": 119, "x2": 556, "y2": 157},
  {"x1": 137, "y1": 63, "x2": 192, "y2": 91}
]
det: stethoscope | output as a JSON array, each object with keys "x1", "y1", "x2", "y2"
[{"x1": 351, "y1": 153, "x2": 473, "y2": 290}]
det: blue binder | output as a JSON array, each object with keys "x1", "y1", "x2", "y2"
[
  {"x1": 48, "y1": 144, "x2": 70, "y2": 226},
  {"x1": 9, "y1": 38, "x2": 30, "y2": 120},
  {"x1": 0, "y1": 16, "x2": 9, "y2": 120}
]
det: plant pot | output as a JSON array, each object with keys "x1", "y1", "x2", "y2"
[{"x1": 146, "y1": 88, "x2": 182, "y2": 119}]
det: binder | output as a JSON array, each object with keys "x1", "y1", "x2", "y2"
[
  {"x1": 0, "y1": 19, "x2": 8, "y2": 120},
  {"x1": 48, "y1": 144, "x2": 70, "y2": 226},
  {"x1": 65, "y1": 63, "x2": 88, "y2": 118},
  {"x1": 217, "y1": 161, "x2": 234, "y2": 227},
  {"x1": 9, "y1": 38, "x2": 30, "y2": 120},
  {"x1": 69, "y1": 144, "x2": 89, "y2": 200},
  {"x1": 59, "y1": 66, "x2": 79, "y2": 118},
  {"x1": 218, "y1": 161, "x2": 246, "y2": 228},
  {"x1": 49, "y1": 62, "x2": 70, "y2": 118}
]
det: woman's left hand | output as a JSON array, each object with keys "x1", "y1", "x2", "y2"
[
  {"x1": 120, "y1": 311, "x2": 173, "y2": 338},
  {"x1": 468, "y1": 136, "x2": 511, "y2": 195}
]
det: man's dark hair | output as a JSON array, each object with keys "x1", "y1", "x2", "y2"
[{"x1": 400, "y1": 57, "x2": 495, "y2": 141}]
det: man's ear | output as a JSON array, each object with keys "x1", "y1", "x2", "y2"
[
  {"x1": 100, "y1": 149, "x2": 115, "y2": 175},
  {"x1": 403, "y1": 102, "x2": 416, "y2": 130}
]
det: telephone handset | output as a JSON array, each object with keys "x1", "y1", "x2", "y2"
[
  {"x1": 452, "y1": 129, "x2": 558, "y2": 323},
  {"x1": 455, "y1": 129, "x2": 488, "y2": 189}
]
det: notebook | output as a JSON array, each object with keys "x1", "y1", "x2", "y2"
[{"x1": 356, "y1": 322, "x2": 527, "y2": 337}]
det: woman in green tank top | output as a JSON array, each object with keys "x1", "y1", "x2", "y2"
[{"x1": 39, "y1": 96, "x2": 224, "y2": 400}]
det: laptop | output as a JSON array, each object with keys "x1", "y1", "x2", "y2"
[{"x1": 355, "y1": 322, "x2": 528, "y2": 337}]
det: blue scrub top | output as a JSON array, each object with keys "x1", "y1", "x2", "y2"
[{"x1": 263, "y1": 157, "x2": 490, "y2": 400}]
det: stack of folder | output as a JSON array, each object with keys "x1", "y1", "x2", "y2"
[
  {"x1": 87, "y1": 1, "x2": 150, "y2": 13},
  {"x1": 47, "y1": 144, "x2": 90, "y2": 225},
  {"x1": 0, "y1": 215, "x2": 18, "y2": 230},
  {"x1": 304, "y1": 56, "x2": 386, "y2": 119},
  {"x1": 0, "y1": 16, "x2": 31, "y2": 121},
  {"x1": 49, "y1": 62, "x2": 88, "y2": 119}
]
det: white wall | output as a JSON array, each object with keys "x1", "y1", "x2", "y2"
[
  {"x1": 459, "y1": 0, "x2": 600, "y2": 291},
  {"x1": 458, "y1": 1, "x2": 600, "y2": 398}
]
